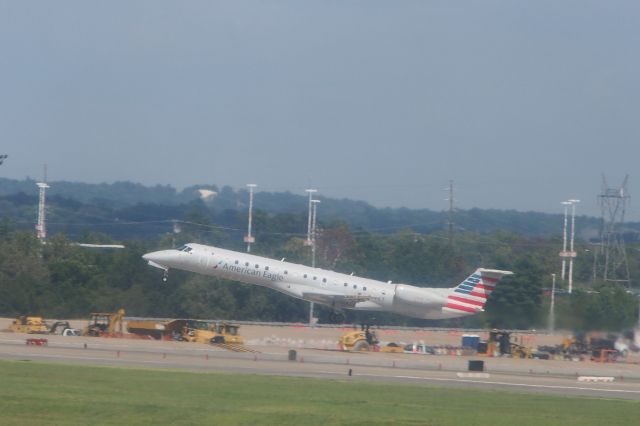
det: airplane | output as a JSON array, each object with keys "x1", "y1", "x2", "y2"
[{"x1": 142, "y1": 243, "x2": 513, "y2": 320}]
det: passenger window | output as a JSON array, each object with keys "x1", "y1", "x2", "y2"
[
  {"x1": 313, "y1": 276, "x2": 317, "y2": 280},
  {"x1": 255, "y1": 264, "x2": 259, "y2": 268},
  {"x1": 322, "y1": 278, "x2": 327, "y2": 283},
  {"x1": 235, "y1": 260, "x2": 239, "y2": 264},
  {"x1": 265, "y1": 266, "x2": 269, "y2": 271},
  {"x1": 353, "y1": 285, "x2": 357, "y2": 289},
  {"x1": 245, "y1": 262, "x2": 249, "y2": 267},
  {"x1": 363, "y1": 287, "x2": 367, "y2": 291},
  {"x1": 344, "y1": 283, "x2": 348, "y2": 287},
  {"x1": 304, "y1": 274, "x2": 307, "y2": 278},
  {"x1": 284, "y1": 270, "x2": 288, "y2": 275}
]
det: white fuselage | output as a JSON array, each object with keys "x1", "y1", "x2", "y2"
[{"x1": 143, "y1": 243, "x2": 475, "y2": 319}]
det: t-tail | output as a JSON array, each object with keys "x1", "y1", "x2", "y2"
[{"x1": 443, "y1": 269, "x2": 513, "y2": 317}]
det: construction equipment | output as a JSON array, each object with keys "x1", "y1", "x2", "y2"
[
  {"x1": 477, "y1": 330, "x2": 512, "y2": 356},
  {"x1": 541, "y1": 333, "x2": 622, "y2": 361},
  {"x1": 9, "y1": 316, "x2": 49, "y2": 334},
  {"x1": 83, "y1": 309, "x2": 125, "y2": 337},
  {"x1": 338, "y1": 324, "x2": 379, "y2": 351},
  {"x1": 379, "y1": 342, "x2": 404, "y2": 353},
  {"x1": 48, "y1": 321, "x2": 72, "y2": 335},
  {"x1": 181, "y1": 320, "x2": 244, "y2": 345},
  {"x1": 477, "y1": 330, "x2": 548, "y2": 359},
  {"x1": 9, "y1": 316, "x2": 78, "y2": 336},
  {"x1": 127, "y1": 319, "x2": 170, "y2": 340}
]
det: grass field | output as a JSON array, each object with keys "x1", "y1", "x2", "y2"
[{"x1": 0, "y1": 360, "x2": 637, "y2": 425}]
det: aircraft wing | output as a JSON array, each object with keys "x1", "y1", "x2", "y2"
[{"x1": 301, "y1": 289, "x2": 371, "y2": 308}]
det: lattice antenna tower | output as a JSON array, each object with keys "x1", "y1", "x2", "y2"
[
  {"x1": 593, "y1": 175, "x2": 631, "y2": 287},
  {"x1": 35, "y1": 164, "x2": 50, "y2": 240}
]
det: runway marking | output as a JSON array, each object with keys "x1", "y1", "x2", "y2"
[{"x1": 356, "y1": 373, "x2": 640, "y2": 395}]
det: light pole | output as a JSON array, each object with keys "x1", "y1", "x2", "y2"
[
  {"x1": 244, "y1": 184, "x2": 257, "y2": 252},
  {"x1": 311, "y1": 199, "x2": 320, "y2": 268},
  {"x1": 304, "y1": 189, "x2": 317, "y2": 246},
  {"x1": 309, "y1": 199, "x2": 320, "y2": 325},
  {"x1": 568, "y1": 199, "x2": 580, "y2": 294},
  {"x1": 560, "y1": 201, "x2": 572, "y2": 280},
  {"x1": 548, "y1": 273, "x2": 556, "y2": 333}
]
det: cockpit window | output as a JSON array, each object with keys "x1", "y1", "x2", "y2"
[{"x1": 176, "y1": 245, "x2": 193, "y2": 253}]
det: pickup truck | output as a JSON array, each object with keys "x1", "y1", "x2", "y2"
[{"x1": 403, "y1": 343, "x2": 435, "y2": 355}]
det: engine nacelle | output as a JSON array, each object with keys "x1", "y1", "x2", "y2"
[
  {"x1": 391, "y1": 284, "x2": 448, "y2": 319},
  {"x1": 392, "y1": 284, "x2": 446, "y2": 312}
]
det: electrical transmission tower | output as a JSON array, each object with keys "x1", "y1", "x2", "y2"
[{"x1": 593, "y1": 175, "x2": 631, "y2": 287}]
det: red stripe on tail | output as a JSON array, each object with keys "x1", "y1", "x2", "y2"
[
  {"x1": 448, "y1": 296, "x2": 484, "y2": 307},
  {"x1": 445, "y1": 303, "x2": 478, "y2": 313},
  {"x1": 476, "y1": 284, "x2": 494, "y2": 291}
]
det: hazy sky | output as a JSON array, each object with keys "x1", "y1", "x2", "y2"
[{"x1": 1, "y1": 1, "x2": 639, "y2": 219}]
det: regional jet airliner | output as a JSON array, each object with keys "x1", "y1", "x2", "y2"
[{"x1": 143, "y1": 243, "x2": 512, "y2": 320}]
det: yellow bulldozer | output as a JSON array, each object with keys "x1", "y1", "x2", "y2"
[
  {"x1": 9, "y1": 316, "x2": 75, "y2": 335},
  {"x1": 181, "y1": 321, "x2": 244, "y2": 345},
  {"x1": 9, "y1": 316, "x2": 50, "y2": 334}
]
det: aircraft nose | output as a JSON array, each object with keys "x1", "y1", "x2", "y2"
[
  {"x1": 142, "y1": 252, "x2": 155, "y2": 262},
  {"x1": 142, "y1": 250, "x2": 173, "y2": 268}
]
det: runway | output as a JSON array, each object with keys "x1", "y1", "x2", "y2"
[{"x1": 1, "y1": 331, "x2": 639, "y2": 400}]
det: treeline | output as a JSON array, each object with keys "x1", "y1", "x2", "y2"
[
  {"x1": 5, "y1": 177, "x2": 637, "y2": 239},
  {"x1": 0, "y1": 213, "x2": 637, "y2": 331}
]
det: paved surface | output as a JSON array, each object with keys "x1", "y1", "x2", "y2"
[{"x1": 1, "y1": 326, "x2": 639, "y2": 401}]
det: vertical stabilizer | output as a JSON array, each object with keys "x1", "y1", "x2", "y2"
[{"x1": 443, "y1": 269, "x2": 513, "y2": 316}]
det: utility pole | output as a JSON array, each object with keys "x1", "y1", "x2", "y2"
[
  {"x1": 35, "y1": 165, "x2": 49, "y2": 241},
  {"x1": 548, "y1": 273, "x2": 556, "y2": 333},
  {"x1": 446, "y1": 180, "x2": 454, "y2": 245},
  {"x1": 244, "y1": 184, "x2": 257, "y2": 252}
]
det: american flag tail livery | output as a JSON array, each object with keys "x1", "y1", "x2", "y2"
[{"x1": 444, "y1": 268, "x2": 513, "y2": 316}]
